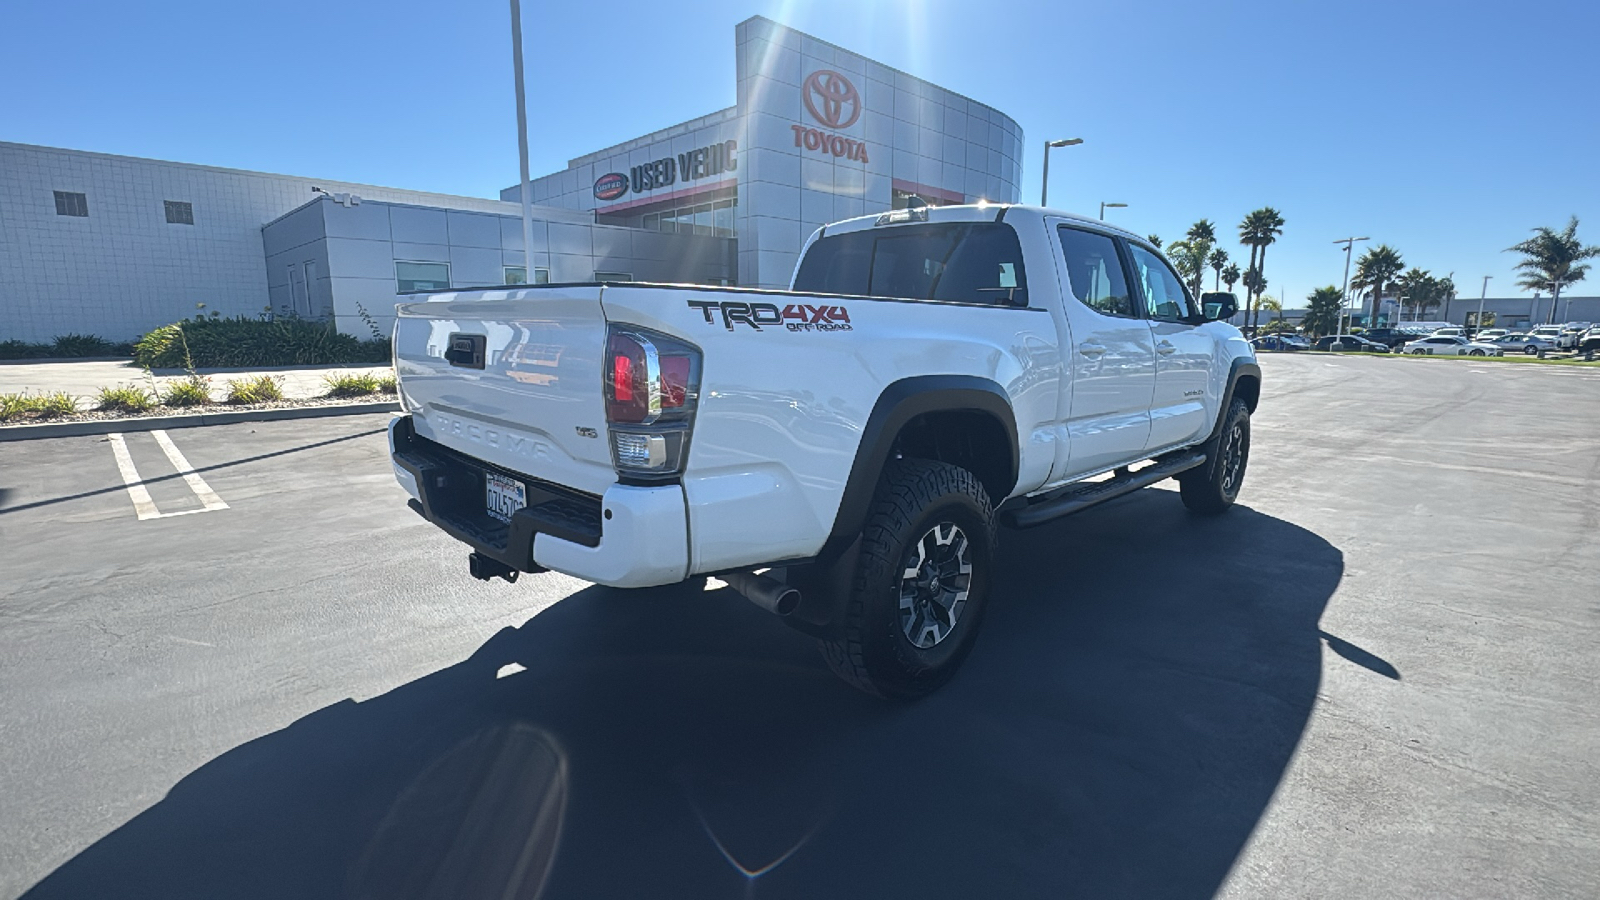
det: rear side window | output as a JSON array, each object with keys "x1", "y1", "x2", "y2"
[
  {"x1": 793, "y1": 223, "x2": 1028, "y2": 306},
  {"x1": 1057, "y1": 226, "x2": 1134, "y2": 318},
  {"x1": 1127, "y1": 243, "x2": 1193, "y2": 321}
]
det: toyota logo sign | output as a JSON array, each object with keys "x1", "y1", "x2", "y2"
[
  {"x1": 803, "y1": 70, "x2": 861, "y2": 130},
  {"x1": 593, "y1": 172, "x2": 628, "y2": 201}
]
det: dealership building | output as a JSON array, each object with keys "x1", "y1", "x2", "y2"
[{"x1": 0, "y1": 16, "x2": 1022, "y2": 344}]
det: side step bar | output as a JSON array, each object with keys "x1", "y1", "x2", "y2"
[{"x1": 1001, "y1": 452, "x2": 1207, "y2": 529}]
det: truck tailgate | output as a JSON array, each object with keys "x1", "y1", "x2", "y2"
[{"x1": 394, "y1": 287, "x2": 615, "y2": 496}]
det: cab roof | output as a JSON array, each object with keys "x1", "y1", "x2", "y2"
[{"x1": 818, "y1": 203, "x2": 1149, "y2": 247}]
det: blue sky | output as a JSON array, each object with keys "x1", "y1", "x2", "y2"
[{"x1": 4, "y1": 0, "x2": 1597, "y2": 306}]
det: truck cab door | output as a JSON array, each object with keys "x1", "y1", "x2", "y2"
[
  {"x1": 1048, "y1": 222, "x2": 1156, "y2": 481},
  {"x1": 1123, "y1": 241, "x2": 1212, "y2": 451}
]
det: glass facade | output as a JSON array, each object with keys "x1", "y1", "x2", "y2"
[{"x1": 641, "y1": 198, "x2": 737, "y2": 236}]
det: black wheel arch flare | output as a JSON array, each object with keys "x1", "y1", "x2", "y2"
[{"x1": 818, "y1": 375, "x2": 1018, "y2": 561}]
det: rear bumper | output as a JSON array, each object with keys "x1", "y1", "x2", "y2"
[{"x1": 389, "y1": 415, "x2": 689, "y2": 588}]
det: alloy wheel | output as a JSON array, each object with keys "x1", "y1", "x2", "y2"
[{"x1": 898, "y1": 522, "x2": 972, "y2": 649}]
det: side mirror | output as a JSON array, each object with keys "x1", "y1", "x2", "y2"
[{"x1": 1200, "y1": 292, "x2": 1238, "y2": 322}]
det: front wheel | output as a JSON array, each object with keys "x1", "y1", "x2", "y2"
[
  {"x1": 1525, "y1": 346, "x2": 1539, "y2": 355},
  {"x1": 819, "y1": 459, "x2": 996, "y2": 700},
  {"x1": 1179, "y1": 398, "x2": 1251, "y2": 515}
]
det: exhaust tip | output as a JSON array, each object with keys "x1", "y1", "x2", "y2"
[
  {"x1": 722, "y1": 571, "x2": 801, "y2": 617},
  {"x1": 772, "y1": 587, "x2": 801, "y2": 617}
]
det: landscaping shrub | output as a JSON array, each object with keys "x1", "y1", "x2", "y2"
[
  {"x1": 133, "y1": 317, "x2": 390, "y2": 369},
  {"x1": 225, "y1": 375, "x2": 285, "y2": 404},
  {"x1": 0, "y1": 341, "x2": 48, "y2": 360},
  {"x1": 96, "y1": 385, "x2": 156, "y2": 414},
  {"x1": 377, "y1": 374, "x2": 397, "y2": 393},
  {"x1": 323, "y1": 372, "x2": 383, "y2": 398},
  {"x1": 162, "y1": 376, "x2": 213, "y2": 407},
  {"x1": 0, "y1": 392, "x2": 78, "y2": 421},
  {"x1": 50, "y1": 333, "x2": 118, "y2": 357},
  {"x1": 0, "y1": 335, "x2": 131, "y2": 360},
  {"x1": 0, "y1": 393, "x2": 34, "y2": 421}
]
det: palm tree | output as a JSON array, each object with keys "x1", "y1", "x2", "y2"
[
  {"x1": 1238, "y1": 207, "x2": 1286, "y2": 331},
  {"x1": 1165, "y1": 239, "x2": 1205, "y2": 293},
  {"x1": 1506, "y1": 216, "x2": 1600, "y2": 324},
  {"x1": 1304, "y1": 286, "x2": 1343, "y2": 337},
  {"x1": 1147, "y1": 234, "x2": 1163, "y2": 249},
  {"x1": 1221, "y1": 263, "x2": 1240, "y2": 299},
  {"x1": 1207, "y1": 248, "x2": 1230, "y2": 291},
  {"x1": 1241, "y1": 267, "x2": 1266, "y2": 333},
  {"x1": 1184, "y1": 220, "x2": 1217, "y2": 297},
  {"x1": 1350, "y1": 245, "x2": 1404, "y2": 326}
]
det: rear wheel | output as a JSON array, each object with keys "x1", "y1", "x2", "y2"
[
  {"x1": 1525, "y1": 346, "x2": 1539, "y2": 355},
  {"x1": 1469, "y1": 349, "x2": 1485, "y2": 356},
  {"x1": 1179, "y1": 398, "x2": 1250, "y2": 515},
  {"x1": 819, "y1": 459, "x2": 996, "y2": 700}
]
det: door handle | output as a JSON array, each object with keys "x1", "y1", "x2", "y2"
[
  {"x1": 1077, "y1": 343, "x2": 1107, "y2": 358},
  {"x1": 1156, "y1": 341, "x2": 1177, "y2": 355}
]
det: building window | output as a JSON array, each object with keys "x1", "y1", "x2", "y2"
[
  {"x1": 595, "y1": 272, "x2": 633, "y2": 282},
  {"x1": 164, "y1": 200, "x2": 194, "y2": 225},
  {"x1": 396, "y1": 261, "x2": 450, "y2": 293},
  {"x1": 503, "y1": 266, "x2": 549, "y2": 285},
  {"x1": 54, "y1": 191, "x2": 88, "y2": 217},
  {"x1": 642, "y1": 198, "x2": 737, "y2": 236}
]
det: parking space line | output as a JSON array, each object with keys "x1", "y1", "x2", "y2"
[
  {"x1": 107, "y1": 433, "x2": 162, "y2": 521},
  {"x1": 151, "y1": 430, "x2": 229, "y2": 512},
  {"x1": 106, "y1": 431, "x2": 230, "y2": 520}
]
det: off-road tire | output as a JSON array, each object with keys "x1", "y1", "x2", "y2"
[
  {"x1": 819, "y1": 459, "x2": 996, "y2": 700},
  {"x1": 1179, "y1": 397, "x2": 1251, "y2": 515}
]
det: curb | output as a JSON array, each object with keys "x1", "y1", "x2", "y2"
[{"x1": 0, "y1": 401, "x2": 400, "y2": 442}]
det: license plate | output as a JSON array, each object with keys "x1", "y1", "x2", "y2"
[{"x1": 485, "y1": 471, "x2": 526, "y2": 523}]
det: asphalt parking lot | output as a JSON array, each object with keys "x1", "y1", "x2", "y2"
[{"x1": 2, "y1": 353, "x2": 1597, "y2": 899}]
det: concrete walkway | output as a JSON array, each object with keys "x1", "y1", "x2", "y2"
[{"x1": 0, "y1": 360, "x2": 393, "y2": 403}]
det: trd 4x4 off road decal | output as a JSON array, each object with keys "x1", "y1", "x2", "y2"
[{"x1": 687, "y1": 300, "x2": 853, "y2": 332}]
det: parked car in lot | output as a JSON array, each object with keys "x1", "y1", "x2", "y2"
[
  {"x1": 1578, "y1": 327, "x2": 1600, "y2": 355},
  {"x1": 388, "y1": 204, "x2": 1261, "y2": 698},
  {"x1": 1529, "y1": 325, "x2": 1566, "y2": 347},
  {"x1": 1359, "y1": 328, "x2": 1412, "y2": 350},
  {"x1": 1402, "y1": 335, "x2": 1505, "y2": 356},
  {"x1": 1473, "y1": 328, "x2": 1509, "y2": 342},
  {"x1": 1314, "y1": 335, "x2": 1390, "y2": 353},
  {"x1": 1490, "y1": 333, "x2": 1558, "y2": 355},
  {"x1": 1430, "y1": 327, "x2": 1466, "y2": 338},
  {"x1": 1252, "y1": 335, "x2": 1304, "y2": 351},
  {"x1": 1557, "y1": 323, "x2": 1592, "y2": 350}
]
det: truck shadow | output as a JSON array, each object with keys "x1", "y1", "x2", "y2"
[{"x1": 22, "y1": 491, "x2": 1346, "y2": 900}]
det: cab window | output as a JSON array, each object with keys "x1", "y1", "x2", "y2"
[
  {"x1": 792, "y1": 222, "x2": 1028, "y2": 306},
  {"x1": 1127, "y1": 243, "x2": 1193, "y2": 322},
  {"x1": 1057, "y1": 226, "x2": 1134, "y2": 318}
]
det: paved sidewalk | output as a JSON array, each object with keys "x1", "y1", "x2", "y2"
[{"x1": 0, "y1": 360, "x2": 393, "y2": 403}]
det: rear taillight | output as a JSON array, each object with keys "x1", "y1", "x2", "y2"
[{"x1": 603, "y1": 326, "x2": 701, "y2": 481}]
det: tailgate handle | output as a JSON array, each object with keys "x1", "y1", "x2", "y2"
[{"x1": 445, "y1": 333, "x2": 486, "y2": 369}]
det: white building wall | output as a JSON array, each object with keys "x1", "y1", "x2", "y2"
[
  {"x1": 262, "y1": 198, "x2": 736, "y2": 337},
  {"x1": 0, "y1": 142, "x2": 520, "y2": 342}
]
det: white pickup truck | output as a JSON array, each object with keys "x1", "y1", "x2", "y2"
[{"x1": 389, "y1": 204, "x2": 1261, "y2": 698}]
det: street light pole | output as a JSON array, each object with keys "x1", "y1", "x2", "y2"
[
  {"x1": 1333, "y1": 236, "x2": 1368, "y2": 336},
  {"x1": 1099, "y1": 201, "x2": 1127, "y2": 220},
  {"x1": 1040, "y1": 138, "x2": 1083, "y2": 207},
  {"x1": 510, "y1": 0, "x2": 535, "y2": 287},
  {"x1": 1477, "y1": 275, "x2": 1492, "y2": 333}
]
